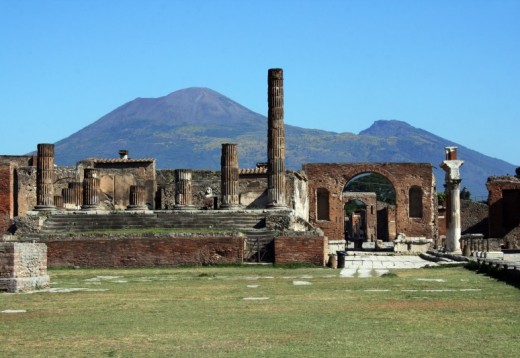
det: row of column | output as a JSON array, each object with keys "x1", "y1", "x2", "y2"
[
  {"x1": 34, "y1": 144, "x2": 149, "y2": 211},
  {"x1": 34, "y1": 143, "x2": 244, "y2": 211}
]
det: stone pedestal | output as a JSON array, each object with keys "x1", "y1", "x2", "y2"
[
  {"x1": 175, "y1": 169, "x2": 194, "y2": 209},
  {"x1": 81, "y1": 168, "x2": 100, "y2": 210},
  {"x1": 220, "y1": 143, "x2": 240, "y2": 209},
  {"x1": 267, "y1": 68, "x2": 286, "y2": 208},
  {"x1": 35, "y1": 143, "x2": 56, "y2": 211},
  {"x1": 127, "y1": 185, "x2": 148, "y2": 210},
  {"x1": 0, "y1": 242, "x2": 49, "y2": 293}
]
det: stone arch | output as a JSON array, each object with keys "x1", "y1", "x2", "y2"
[{"x1": 303, "y1": 163, "x2": 435, "y2": 242}]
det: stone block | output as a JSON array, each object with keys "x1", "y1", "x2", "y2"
[
  {"x1": 484, "y1": 251, "x2": 504, "y2": 260},
  {"x1": 362, "y1": 242, "x2": 376, "y2": 249},
  {"x1": 0, "y1": 242, "x2": 49, "y2": 293}
]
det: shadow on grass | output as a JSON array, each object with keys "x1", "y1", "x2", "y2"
[{"x1": 464, "y1": 261, "x2": 520, "y2": 290}]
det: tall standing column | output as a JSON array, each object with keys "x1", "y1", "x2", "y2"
[
  {"x1": 35, "y1": 143, "x2": 56, "y2": 210},
  {"x1": 127, "y1": 185, "x2": 148, "y2": 210},
  {"x1": 220, "y1": 143, "x2": 240, "y2": 209},
  {"x1": 267, "y1": 68, "x2": 286, "y2": 208},
  {"x1": 81, "y1": 168, "x2": 100, "y2": 210},
  {"x1": 175, "y1": 169, "x2": 193, "y2": 209},
  {"x1": 441, "y1": 147, "x2": 464, "y2": 253}
]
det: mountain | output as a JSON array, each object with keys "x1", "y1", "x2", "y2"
[{"x1": 53, "y1": 87, "x2": 516, "y2": 198}]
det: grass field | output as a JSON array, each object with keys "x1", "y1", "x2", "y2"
[{"x1": 1, "y1": 265, "x2": 519, "y2": 357}]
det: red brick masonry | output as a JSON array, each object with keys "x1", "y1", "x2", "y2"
[
  {"x1": 41, "y1": 234, "x2": 245, "y2": 268},
  {"x1": 274, "y1": 235, "x2": 328, "y2": 266}
]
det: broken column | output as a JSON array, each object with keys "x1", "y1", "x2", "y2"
[
  {"x1": 267, "y1": 68, "x2": 286, "y2": 208},
  {"x1": 81, "y1": 168, "x2": 100, "y2": 210},
  {"x1": 68, "y1": 182, "x2": 83, "y2": 209},
  {"x1": 441, "y1": 147, "x2": 464, "y2": 254},
  {"x1": 220, "y1": 143, "x2": 240, "y2": 209},
  {"x1": 53, "y1": 195, "x2": 63, "y2": 209},
  {"x1": 175, "y1": 169, "x2": 193, "y2": 209},
  {"x1": 34, "y1": 143, "x2": 55, "y2": 211},
  {"x1": 127, "y1": 185, "x2": 148, "y2": 210},
  {"x1": 62, "y1": 188, "x2": 75, "y2": 210}
]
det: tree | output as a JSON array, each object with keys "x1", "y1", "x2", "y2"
[
  {"x1": 515, "y1": 167, "x2": 520, "y2": 178},
  {"x1": 460, "y1": 187, "x2": 471, "y2": 200}
]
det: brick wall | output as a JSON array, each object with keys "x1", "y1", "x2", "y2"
[
  {"x1": 274, "y1": 235, "x2": 327, "y2": 266},
  {"x1": 487, "y1": 177, "x2": 520, "y2": 240},
  {"x1": 40, "y1": 234, "x2": 245, "y2": 268},
  {"x1": 0, "y1": 163, "x2": 13, "y2": 233}
]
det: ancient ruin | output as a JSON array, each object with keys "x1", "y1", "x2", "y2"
[
  {"x1": 0, "y1": 67, "x2": 518, "y2": 289},
  {"x1": 441, "y1": 147, "x2": 464, "y2": 253},
  {"x1": 267, "y1": 68, "x2": 286, "y2": 208}
]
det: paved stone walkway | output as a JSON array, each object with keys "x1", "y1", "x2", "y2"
[{"x1": 339, "y1": 253, "x2": 438, "y2": 278}]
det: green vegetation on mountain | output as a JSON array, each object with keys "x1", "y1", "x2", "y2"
[{"x1": 53, "y1": 87, "x2": 515, "y2": 197}]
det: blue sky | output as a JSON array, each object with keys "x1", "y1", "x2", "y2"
[{"x1": 1, "y1": 0, "x2": 518, "y2": 165}]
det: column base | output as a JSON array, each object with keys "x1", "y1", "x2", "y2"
[
  {"x1": 126, "y1": 205, "x2": 149, "y2": 211},
  {"x1": 219, "y1": 204, "x2": 242, "y2": 210},
  {"x1": 174, "y1": 205, "x2": 195, "y2": 210},
  {"x1": 266, "y1": 202, "x2": 286, "y2": 209},
  {"x1": 34, "y1": 205, "x2": 56, "y2": 211},
  {"x1": 81, "y1": 205, "x2": 99, "y2": 211}
]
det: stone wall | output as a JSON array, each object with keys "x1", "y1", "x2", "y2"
[
  {"x1": 487, "y1": 176, "x2": 520, "y2": 244},
  {"x1": 274, "y1": 234, "x2": 327, "y2": 266},
  {"x1": 38, "y1": 234, "x2": 245, "y2": 268},
  {"x1": 0, "y1": 241, "x2": 49, "y2": 292},
  {"x1": 287, "y1": 171, "x2": 309, "y2": 222},
  {"x1": 303, "y1": 163, "x2": 436, "y2": 241},
  {"x1": 156, "y1": 170, "x2": 221, "y2": 209},
  {"x1": 461, "y1": 199, "x2": 489, "y2": 237},
  {"x1": 0, "y1": 163, "x2": 14, "y2": 233},
  {"x1": 77, "y1": 159, "x2": 156, "y2": 210}
]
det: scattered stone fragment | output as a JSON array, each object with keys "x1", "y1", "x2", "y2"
[
  {"x1": 293, "y1": 281, "x2": 312, "y2": 286},
  {"x1": 243, "y1": 297, "x2": 269, "y2": 300}
]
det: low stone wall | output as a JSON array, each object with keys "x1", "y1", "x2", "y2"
[
  {"x1": 34, "y1": 233, "x2": 245, "y2": 268},
  {"x1": 0, "y1": 241, "x2": 49, "y2": 292},
  {"x1": 274, "y1": 234, "x2": 327, "y2": 266}
]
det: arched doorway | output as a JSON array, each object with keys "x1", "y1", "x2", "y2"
[{"x1": 343, "y1": 173, "x2": 397, "y2": 244}]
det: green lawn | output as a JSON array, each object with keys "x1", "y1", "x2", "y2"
[{"x1": 1, "y1": 265, "x2": 519, "y2": 357}]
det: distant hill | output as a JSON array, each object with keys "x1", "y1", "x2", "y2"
[{"x1": 53, "y1": 87, "x2": 516, "y2": 198}]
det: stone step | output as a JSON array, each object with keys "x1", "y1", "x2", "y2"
[{"x1": 40, "y1": 211, "x2": 269, "y2": 233}]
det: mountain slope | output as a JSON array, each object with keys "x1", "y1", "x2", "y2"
[{"x1": 53, "y1": 88, "x2": 516, "y2": 198}]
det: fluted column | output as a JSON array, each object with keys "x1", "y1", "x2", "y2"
[
  {"x1": 81, "y1": 168, "x2": 100, "y2": 210},
  {"x1": 220, "y1": 143, "x2": 240, "y2": 209},
  {"x1": 127, "y1": 185, "x2": 148, "y2": 210},
  {"x1": 53, "y1": 195, "x2": 63, "y2": 208},
  {"x1": 35, "y1": 143, "x2": 56, "y2": 210},
  {"x1": 441, "y1": 147, "x2": 464, "y2": 254},
  {"x1": 267, "y1": 68, "x2": 286, "y2": 207},
  {"x1": 68, "y1": 182, "x2": 83, "y2": 209},
  {"x1": 175, "y1": 169, "x2": 194, "y2": 209},
  {"x1": 62, "y1": 188, "x2": 75, "y2": 210}
]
